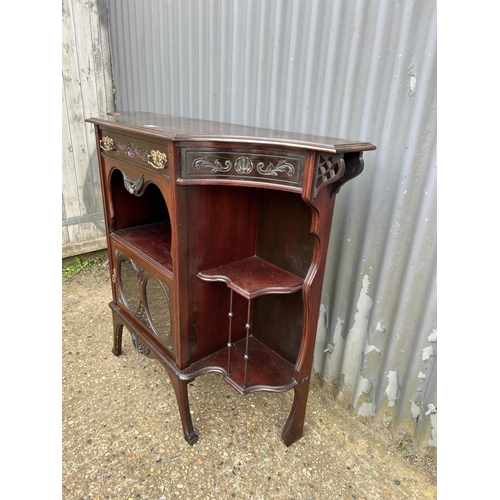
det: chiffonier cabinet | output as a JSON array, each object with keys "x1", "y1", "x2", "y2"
[{"x1": 85, "y1": 112, "x2": 375, "y2": 446}]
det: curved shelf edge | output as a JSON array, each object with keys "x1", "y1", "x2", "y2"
[
  {"x1": 177, "y1": 365, "x2": 298, "y2": 395},
  {"x1": 178, "y1": 336, "x2": 298, "y2": 395},
  {"x1": 197, "y1": 256, "x2": 304, "y2": 299},
  {"x1": 237, "y1": 380, "x2": 298, "y2": 395}
]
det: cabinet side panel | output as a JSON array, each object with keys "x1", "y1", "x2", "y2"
[
  {"x1": 253, "y1": 190, "x2": 313, "y2": 363},
  {"x1": 255, "y1": 189, "x2": 313, "y2": 279},
  {"x1": 252, "y1": 292, "x2": 304, "y2": 365},
  {"x1": 186, "y1": 185, "x2": 259, "y2": 363}
]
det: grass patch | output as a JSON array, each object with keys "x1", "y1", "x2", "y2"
[
  {"x1": 62, "y1": 255, "x2": 106, "y2": 280},
  {"x1": 396, "y1": 437, "x2": 415, "y2": 458}
]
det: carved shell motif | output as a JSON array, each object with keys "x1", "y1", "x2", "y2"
[{"x1": 234, "y1": 156, "x2": 254, "y2": 174}]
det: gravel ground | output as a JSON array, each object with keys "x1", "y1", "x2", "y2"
[{"x1": 62, "y1": 263, "x2": 437, "y2": 500}]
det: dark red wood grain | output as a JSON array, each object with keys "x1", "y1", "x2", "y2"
[
  {"x1": 86, "y1": 112, "x2": 375, "y2": 447},
  {"x1": 88, "y1": 111, "x2": 376, "y2": 155},
  {"x1": 198, "y1": 256, "x2": 303, "y2": 299},
  {"x1": 112, "y1": 222, "x2": 173, "y2": 272},
  {"x1": 181, "y1": 336, "x2": 297, "y2": 395}
]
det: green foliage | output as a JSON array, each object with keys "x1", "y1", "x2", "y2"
[
  {"x1": 397, "y1": 437, "x2": 414, "y2": 458},
  {"x1": 62, "y1": 255, "x2": 104, "y2": 280}
]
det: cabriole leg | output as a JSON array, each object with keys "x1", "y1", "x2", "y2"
[
  {"x1": 281, "y1": 378, "x2": 310, "y2": 447},
  {"x1": 111, "y1": 308, "x2": 124, "y2": 357},
  {"x1": 166, "y1": 371, "x2": 198, "y2": 445}
]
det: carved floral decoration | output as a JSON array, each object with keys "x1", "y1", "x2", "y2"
[{"x1": 193, "y1": 155, "x2": 295, "y2": 177}]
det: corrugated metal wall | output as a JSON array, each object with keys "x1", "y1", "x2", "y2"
[
  {"x1": 106, "y1": 0, "x2": 437, "y2": 450},
  {"x1": 62, "y1": 0, "x2": 115, "y2": 258}
]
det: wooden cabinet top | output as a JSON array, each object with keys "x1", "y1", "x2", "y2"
[{"x1": 86, "y1": 111, "x2": 375, "y2": 155}]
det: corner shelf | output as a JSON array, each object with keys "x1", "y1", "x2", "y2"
[
  {"x1": 197, "y1": 256, "x2": 303, "y2": 299},
  {"x1": 196, "y1": 255, "x2": 303, "y2": 393},
  {"x1": 181, "y1": 336, "x2": 297, "y2": 395}
]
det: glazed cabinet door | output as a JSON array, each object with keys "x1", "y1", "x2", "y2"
[{"x1": 111, "y1": 248, "x2": 175, "y2": 358}]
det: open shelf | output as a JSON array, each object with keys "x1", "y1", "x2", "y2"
[
  {"x1": 197, "y1": 256, "x2": 303, "y2": 299},
  {"x1": 110, "y1": 221, "x2": 173, "y2": 274},
  {"x1": 181, "y1": 336, "x2": 297, "y2": 394},
  {"x1": 108, "y1": 168, "x2": 173, "y2": 275}
]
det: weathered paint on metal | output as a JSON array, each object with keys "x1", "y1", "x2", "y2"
[{"x1": 105, "y1": 0, "x2": 437, "y2": 450}]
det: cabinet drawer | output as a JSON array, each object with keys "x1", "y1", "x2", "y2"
[
  {"x1": 98, "y1": 129, "x2": 170, "y2": 175},
  {"x1": 179, "y1": 147, "x2": 305, "y2": 191}
]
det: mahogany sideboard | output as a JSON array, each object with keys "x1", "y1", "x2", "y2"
[{"x1": 85, "y1": 111, "x2": 375, "y2": 446}]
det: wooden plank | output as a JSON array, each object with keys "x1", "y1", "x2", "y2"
[
  {"x1": 87, "y1": 0, "x2": 114, "y2": 199},
  {"x1": 62, "y1": 0, "x2": 114, "y2": 257},
  {"x1": 62, "y1": 76, "x2": 80, "y2": 220},
  {"x1": 65, "y1": 220, "x2": 106, "y2": 252},
  {"x1": 62, "y1": 0, "x2": 94, "y2": 217},
  {"x1": 63, "y1": 0, "x2": 104, "y2": 216},
  {"x1": 96, "y1": 0, "x2": 115, "y2": 113},
  {"x1": 88, "y1": 0, "x2": 113, "y2": 114},
  {"x1": 62, "y1": 226, "x2": 70, "y2": 248},
  {"x1": 62, "y1": 236, "x2": 107, "y2": 259}
]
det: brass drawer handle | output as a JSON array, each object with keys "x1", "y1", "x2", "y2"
[
  {"x1": 100, "y1": 136, "x2": 115, "y2": 152},
  {"x1": 147, "y1": 150, "x2": 167, "y2": 169}
]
